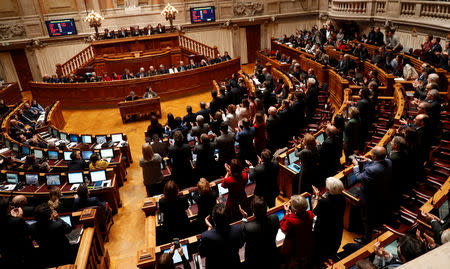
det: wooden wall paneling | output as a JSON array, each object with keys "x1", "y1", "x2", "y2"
[
  {"x1": 30, "y1": 58, "x2": 241, "y2": 107},
  {"x1": 0, "y1": 0, "x2": 19, "y2": 17},
  {"x1": 10, "y1": 49, "x2": 34, "y2": 90},
  {"x1": 246, "y1": 25, "x2": 261, "y2": 64}
]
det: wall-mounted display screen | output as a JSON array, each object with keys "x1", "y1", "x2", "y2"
[
  {"x1": 190, "y1": 6, "x2": 215, "y2": 24},
  {"x1": 46, "y1": 19, "x2": 77, "y2": 37}
]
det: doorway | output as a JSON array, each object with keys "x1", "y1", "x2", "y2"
[{"x1": 245, "y1": 25, "x2": 261, "y2": 64}]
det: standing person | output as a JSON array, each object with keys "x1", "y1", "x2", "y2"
[
  {"x1": 158, "y1": 181, "x2": 190, "y2": 240},
  {"x1": 221, "y1": 159, "x2": 248, "y2": 221},
  {"x1": 235, "y1": 118, "x2": 257, "y2": 165},
  {"x1": 280, "y1": 195, "x2": 315, "y2": 269},
  {"x1": 168, "y1": 131, "x2": 193, "y2": 189},
  {"x1": 193, "y1": 178, "x2": 218, "y2": 232},
  {"x1": 200, "y1": 203, "x2": 244, "y2": 269},
  {"x1": 311, "y1": 178, "x2": 346, "y2": 264},
  {"x1": 319, "y1": 125, "x2": 341, "y2": 181},
  {"x1": 242, "y1": 197, "x2": 280, "y2": 268},
  {"x1": 139, "y1": 143, "x2": 164, "y2": 197},
  {"x1": 249, "y1": 149, "x2": 279, "y2": 208},
  {"x1": 295, "y1": 134, "x2": 320, "y2": 194},
  {"x1": 266, "y1": 106, "x2": 282, "y2": 152},
  {"x1": 344, "y1": 107, "x2": 361, "y2": 161},
  {"x1": 253, "y1": 112, "x2": 267, "y2": 155},
  {"x1": 194, "y1": 134, "x2": 217, "y2": 181}
]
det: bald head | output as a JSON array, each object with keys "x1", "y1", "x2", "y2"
[
  {"x1": 372, "y1": 146, "x2": 386, "y2": 161},
  {"x1": 12, "y1": 195, "x2": 27, "y2": 207},
  {"x1": 326, "y1": 125, "x2": 337, "y2": 136},
  {"x1": 414, "y1": 114, "x2": 428, "y2": 127},
  {"x1": 268, "y1": 106, "x2": 277, "y2": 115}
]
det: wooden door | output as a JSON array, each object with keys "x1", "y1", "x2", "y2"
[
  {"x1": 245, "y1": 25, "x2": 261, "y2": 64},
  {"x1": 10, "y1": 49, "x2": 33, "y2": 91}
]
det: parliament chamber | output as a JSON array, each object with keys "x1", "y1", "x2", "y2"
[{"x1": 0, "y1": 0, "x2": 449, "y2": 268}]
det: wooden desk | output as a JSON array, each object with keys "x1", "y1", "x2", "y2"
[
  {"x1": 0, "y1": 82, "x2": 22, "y2": 105},
  {"x1": 118, "y1": 97, "x2": 162, "y2": 123},
  {"x1": 46, "y1": 101, "x2": 66, "y2": 129},
  {"x1": 255, "y1": 51, "x2": 290, "y2": 73},
  {"x1": 31, "y1": 58, "x2": 241, "y2": 107}
]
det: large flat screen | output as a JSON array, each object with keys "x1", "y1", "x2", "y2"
[
  {"x1": 46, "y1": 19, "x2": 77, "y2": 37},
  {"x1": 190, "y1": 6, "x2": 215, "y2": 24}
]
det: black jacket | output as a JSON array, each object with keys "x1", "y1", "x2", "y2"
[{"x1": 249, "y1": 161, "x2": 280, "y2": 207}]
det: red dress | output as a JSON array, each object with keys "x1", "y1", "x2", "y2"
[
  {"x1": 280, "y1": 210, "x2": 315, "y2": 259},
  {"x1": 253, "y1": 123, "x2": 267, "y2": 155},
  {"x1": 222, "y1": 172, "x2": 248, "y2": 220}
]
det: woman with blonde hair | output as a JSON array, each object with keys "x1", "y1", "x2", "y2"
[
  {"x1": 193, "y1": 178, "x2": 218, "y2": 231},
  {"x1": 311, "y1": 177, "x2": 346, "y2": 263},
  {"x1": 48, "y1": 187, "x2": 66, "y2": 212},
  {"x1": 222, "y1": 104, "x2": 238, "y2": 130},
  {"x1": 295, "y1": 134, "x2": 319, "y2": 194},
  {"x1": 139, "y1": 143, "x2": 164, "y2": 197}
]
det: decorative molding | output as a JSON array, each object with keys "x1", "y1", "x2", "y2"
[
  {"x1": 25, "y1": 39, "x2": 48, "y2": 50},
  {"x1": 0, "y1": 24, "x2": 25, "y2": 40},
  {"x1": 233, "y1": 2, "x2": 264, "y2": 17}
]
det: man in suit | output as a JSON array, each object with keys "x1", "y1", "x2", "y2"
[
  {"x1": 425, "y1": 89, "x2": 441, "y2": 130},
  {"x1": 353, "y1": 146, "x2": 392, "y2": 244},
  {"x1": 242, "y1": 197, "x2": 280, "y2": 268},
  {"x1": 149, "y1": 134, "x2": 169, "y2": 157},
  {"x1": 68, "y1": 151, "x2": 86, "y2": 171},
  {"x1": 319, "y1": 125, "x2": 341, "y2": 179},
  {"x1": 103, "y1": 29, "x2": 114, "y2": 39},
  {"x1": 290, "y1": 91, "x2": 306, "y2": 136},
  {"x1": 266, "y1": 106, "x2": 282, "y2": 152},
  {"x1": 367, "y1": 26, "x2": 376, "y2": 44},
  {"x1": 215, "y1": 123, "x2": 235, "y2": 164},
  {"x1": 177, "y1": 61, "x2": 188, "y2": 72},
  {"x1": 387, "y1": 136, "x2": 408, "y2": 216},
  {"x1": 235, "y1": 118, "x2": 257, "y2": 165},
  {"x1": 305, "y1": 77, "x2": 319, "y2": 122},
  {"x1": 262, "y1": 68, "x2": 274, "y2": 90},
  {"x1": 209, "y1": 89, "x2": 221, "y2": 116},
  {"x1": 196, "y1": 102, "x2": 210, "y2": 123},
  {"x1": 131, "y1": 26, "x2": 141, "y2": 36},
  {"x1": 373, "y1": 27, "x2": 384, "y2": 46},
  {"x1": 73, "y1": 184, "x2": 106, "y2": 211},
  {"x1": 222, "y1": 51, "x2": 231, "y2": 61},
  {"x1": 183, "y1": 106, "x2": 196, "y2": 129},
  {"x1": 191, "y1": 115, "x2": 209, "y2": 138},
  {"x1": 218, "y1": 86, "x2": 231, "y2": 110},
  {"x1": 117, "y1": 27, "x2": 128, "y2": 38},
  {"x1": 11, "y1": 195, "x2": 34, "y2": 218},
  {"x1": 125, "y1": 90, "x2": 139, "y2": 101},
  {"x1": 158, "y1": 64, "x2": 168, "y2": 74},
  {"x1": 414, "y1": 113, "x2": 432, "y2": 164},
  {"x1": 147, "y1": 66, "x2": 157, "y2": 76},
  {"x1": 353, "y1": 43, "x2": 369, "y2": 61},
  {"x1": 200, "y1": 203, "x2": 244, "y2": 269},
  {"x1": 337, "y1": 54, "x2": 355, "y2": 76},
  {"x1": 249, "y1": 149, "x2": 280, "y2": 207},
  {"x1": 121, "y1": 68, "x2": 133, "y2": 80},
  {"x1": 278, "y1": 100, "x2": 291, "y2": 146},
  {"x1": 355, "y1": 87, "x2": 373, "y2": 149},
  {"x1": 135, "y1": 67, "x2": 147, "y2": 78}
]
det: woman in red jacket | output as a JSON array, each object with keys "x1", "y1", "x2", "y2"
[
  {"x1": 222, "y1": 159, "x2": 248, "y2": 221},
  {"x1": 280, "y1": 195, "x2": 315, "y2": 269},
  {"x1": 253, "y1": 112, "x2": 267, "y2": 155}
]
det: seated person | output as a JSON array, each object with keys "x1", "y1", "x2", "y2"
[
  {"x1": 148, "y1": 66, "x2": 157, "y2": 76},
  {"x1": 125, "y1": 90, "x2": 140, "y2": 101},
  {"x1": 11, "y1": 195, "x2": 35, "y2": 217},
  {"x1": 89, "y1": 153, "x2": 109, "y2": 170},
  {"x1": 103, "y1": 28, "x2": 114, "y2": 39},
  {"x1": 168, "y1": 64, "x2": 178, "y2": 74},
  {"x1": 135, "y1": 67, "x2": 147, "y2": 78},
  {"x1": 143, "y1": 86, "x2": 158, "y2": 99},
  {"x1": 372, "y1": 234, "x2": 427, "y2": 267},
  {"x1": 31, "y1": 203, "x2": 74, "y2": 268},
  {"x1": 121, "y1": 68, "x2": 134, "y2": 80},
  {"x1": 21, "y1": 155, "x2": 41, "y2": 172},
  {"x1": 73, "y1": 184, "x2": 106, "y2": 211},
  {"x1": 68, "y1": 151, "x2": 86, "y2": 171},
  {"x1": 158, "y1": 64, "x2": 169, "y2": 74},
  {"x1": 155, "y1": 23, "x2": 165, "y2": 34},
  {"x1": 48, "y1": 187, "x2": 67, "y2": 213}
]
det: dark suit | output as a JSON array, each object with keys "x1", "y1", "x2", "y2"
[
  {"x1": 191, "y1": 123, "x2": 210, "y2": 138},
  {"x1": 354, "y1": 159, "x2": 392, "y2": 241},
  {"x1": 151, "y1": 140, "x2": 169, "y2": 158},
  {"x1": 343, "y1": 117, "x2": 360, "y2": 158},
  {"x1": 236, "y1": 127, "x2": 257, "y2": 164},
  {"x1": 388, "y1": 150, "x2": 408, "y2": 214},
  {"x1": 215, "y1": 132, "x2": 236, "y2": 163},
  {"x1": 194, "y1": 142, "x2": 216, "y2": 180},
  {"x1": 266, "y1": 114, "x2": 282, "y2": 151},
  {"x1": 1, "y1": 216, "x2": 33, "y2": 267},
  {"x1": 319, "y1": 134, "x2": 341, "y2": 179},
  {"x1": 73, "y1": 196, "x2": 105, "y2": 211},
  {"x1": 68, "y1": 159, "x2": 86, "y2": 171},
  {"x1": 374, "y1": 32, "x2": 384, "y2": 46},
  {"x1": 117, "y1": 30, "x2": 128, "y2": 38},
  {"x1": 159, "y1": 196, "x2": 190, "y2": 239},
  {"x1": 305, "y1": 85, "x2": 318, "y2": 121},
  {"x1": 196, "y1": 108, "x2": 211, "y2": 123},
  {"x1": 31, "y1": 218, "x2": 73, "y2": 267},
  {"x1": 291, "y1": 99, "x2": 305, "y2": 134},
  {"x1": 243, "y1": 215, "x2": 280, "y2": 268},
  {"x1": 249, "y1": 161, "x2": 280, "y2": 207},
  {"x1": 168, "y1": 143, "x2": 193, "y2": 188},
  {"x1": 209, "y1": 97, "x2": 221, "y2": 116},
  {"x1": 200, "y1": 225, "x2": 244, "y2": 269},
  {"x1": 193, "y1": 190, "x2": 218, "y2": 231},
  {"x1": 313, "y1": 193, "x2": 346, "y2": 262}
]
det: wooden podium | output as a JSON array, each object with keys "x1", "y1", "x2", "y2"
[{"x1": 118, "y1": 97, "x2": 162, "y2": 123}]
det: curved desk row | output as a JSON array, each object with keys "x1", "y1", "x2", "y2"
[
  {"x1": 0, "y1": 82, "x2": 23, "y2": 105},
  {"x1": 30, "y1": 58, "x2": 241, "y2": 107}
]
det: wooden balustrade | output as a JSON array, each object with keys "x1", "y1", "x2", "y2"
[
  {"x1": 272, "y1": 67, "x2": 294, "y2": 92},
  {"x1": 57, "y1": 46, "x2": 94, "y2": 77},
  {"x1": 179, "y1": 35, "x2": 219, "y2": 59},
  {"x1": 0, "y1": 82, "x2": 23, "y2": 105},
  {"x1": 255, "y1": 51, "x2": 290, "y2": 74},
  {"x1": 238, "y1": 70, "x2": 256, "y2": 95},
  {"x1": 328, "y1": 69, "x2": 350, "y2": 110},
  {"x1": 46, "y1": 101, "x2": 66, "y2": 129},
  {"x1": 362, "y1": 61, "x2": 394, "y2": 93}
]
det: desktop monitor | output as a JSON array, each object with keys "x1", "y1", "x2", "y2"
[
  {"x1": 316, "y1": 133, "x2": 325, "y2": 144},
  {"x1": 12, "y1": 143, "x2": 19, "y2": 152},
  {"x1": 48, "y1": 150, "x2": 59, "y2": 160},
  {"x1": 6, "y1": 172, "x2": 19, "y2": 184},
  {"x1": 90, "y1": 170, "x2": 107, "y2": 182},
  {"x1": 111, "y1": 133, "x2": 123, "y2": 143},
  {"x1": 60, "y1": 215, "x2": 72, "y2": 227},
  {"x1": 69, "y1": 134, "x2": 79, "y2": 143},
  {"x1": 274, "y1": 210, "x2": 285, "y2": 221},
  {"x1": 60, "y1": 132, "x2": 68, "y2": 141},
  {"x1": 52, "y1": 128, "x2": 59, "y2": 138},
  {"x1": 46, "y1": 174, "x2": 61, "y2": 186},
  {"x1": 95, "y1": 135, "x2": 107, "y2": 144},
  {"x1": 384, "y1": 240, "x2": 398, "y2": 257},
  {"x1": 288, "y1": 151, "x2": 299, "y2": 165},
  {"x1": 22, "y1": 146, "x2": 30, "y2": 155},
  {"x1": 67, "y1": 171, "x2": 84, "y2": 184},
  {"x1": 34, "y1": 149, "x2": 43, "y2": 159},
  {"x1": 81, "y1": 135, "x2": 92, "y2": 144},
  {"x1": 100, "y1": 148, "x2": 114, "y2": 159},
  {"x1": 25, "y1": 173, "x2": 39, "y2": 185},
  {"x1": 163, "y1": 244, "x2": 189, "y2": 264},
  {"x1": 81, "y1": 150, "x2": 94, "y2": 160},
  {"x1": 63, "y1": 151, "x2": 72, "y2": 161}
]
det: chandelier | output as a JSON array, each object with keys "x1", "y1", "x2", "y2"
[
  {"x1": 161, "y1": 3, "x2": 178, "y2": 31},
  {"x1": 84, "y1": 10, "x2": 104, "y2": 37}
]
